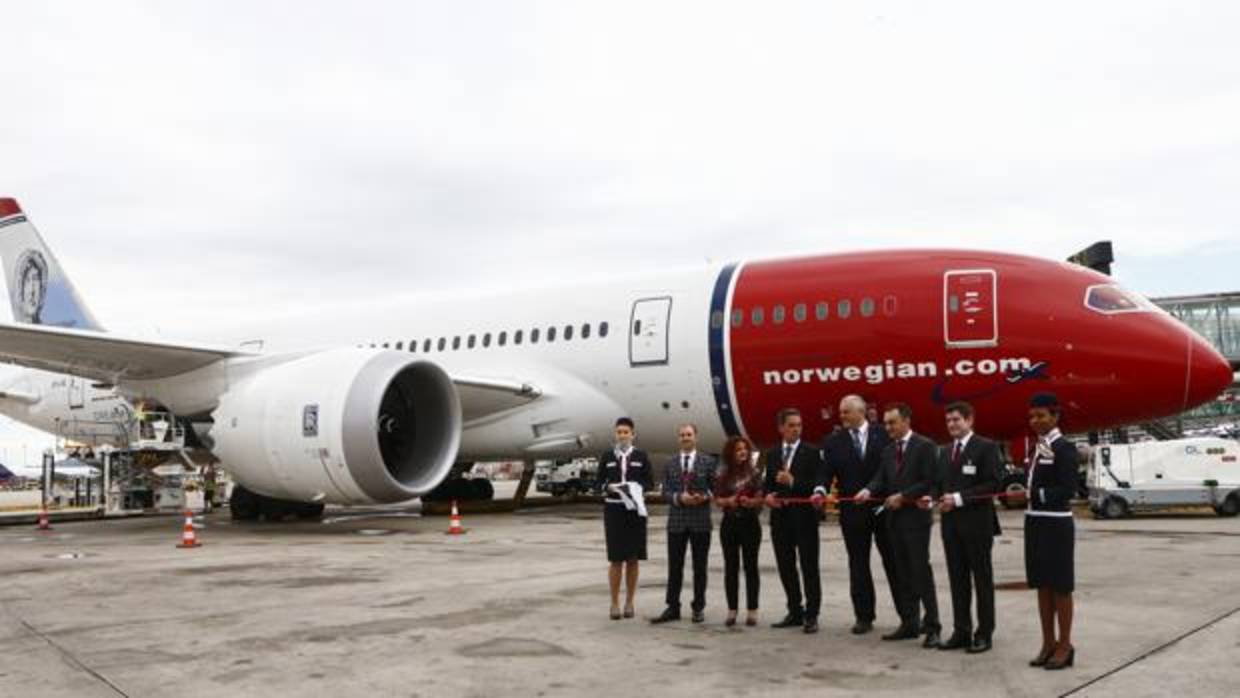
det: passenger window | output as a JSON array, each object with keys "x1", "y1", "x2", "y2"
[
  {"x1": 772, "y1": 305, "x2": 786, "y2": 324},
  {"x1": 515, "y1": 329, "x2": 524, "y2": 345},
  {"x1": 498, "y1": 331, "x2": 507, "y2": 346},
  {"x1": 711, "y1": 310, "x2": 724, "y2": 329},
  {"x1": 731, "y1": 309, "x2": 744, "y2": 327},
  {"x1": 395, "y1": 341, "x2": 403, "y2": 350},
  {"x1": 860, "y1": 297, "x2": 875, "y2": 317},
  {"x1": 423, "y1": 339, "x2": 432, "y2": 352},
  {"x1": 751, "y1": 307, "x2": 765, "y2": 326},
  {"x1": 600, "y1": 321, "x2": 609, "y2": 338},
  {"x1": 531, "y1": 328, "x2": 540, "y2": 343},
  {"x1": 633, "y1": 319, "x2": 642, "y2": 336},
  {"x1": 452, "y1": 336, "x2": 461, "y2": 350},
  {"x1": 793, "y1": 303, "x2": 807, "y2": 323},
  {"x1": 815, "y1": 302, "x2": 829, "y2": 320},
  {"x1": 582, "y1": 323, "x2": 591, "y2": 339},
  {"x1": 408, "y1": 340, "x2": 416, "y2": 353},
  {"x1": 883, "y1": 295, "x2": 898, "y2": 317},
  {"x1": 467, "y1": 335, "x2": 476, "y2": 349},
  {"x1": 548, "y1": 326, "x2": 557, "y2": 342},
  {"x1": 837, "y1": 300, "x2": 851, "y2": 319},
  {"x1": 483, "y1": 333, "x2": 492, "y2": 348},
  {"x1": 382, "y1": 342, "x2": 389, "y2": 349},
  {"x1": 437, "y1": 338, "x2": 446, "y2": 351},
  {"x1": 564, "y1": 324, "x2": 574, "y2": 341}
]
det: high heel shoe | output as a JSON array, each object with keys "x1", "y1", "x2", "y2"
[
  {"x1": 725, "y1": 612, "x2": 737, "y2": 627},
  {"x1": 623, "y1": 604, "x2": 635, "y2": 619},
  {"x1": 1029, "y1": 646, "x2": 1054, "y2": 667},
  {"x1": 610, "y1": 606, "x2": 622, "y2": 621},
  {"x1": 745, "y1": 611, "x2": 758, "y2": 627},
  {"x1": 1044, "y1": 647, "x2": 1075, "y2": 670}
]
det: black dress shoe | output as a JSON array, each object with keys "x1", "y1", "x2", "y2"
[
  {"x1": 1044, "y1": 647, "x2": 1075, "y2": 670},
  {"x1": 922, "y1": 631, "x2": 941, "y2": 649},
  {"x1": 771, "y1": 614, "x2": 805, "y2": 629},
  {"x1": 967, "y1": 637, "x2": 993, "y2": 654},
  {"x1": 691, "y1": 609, "x2": 705, "y2": 623},
  {"x1": 649, "y1": 607, "x2": 681, "y2": 624},
  {"x1": 851, "y1": 620, "x2": 873, "y2": 635},
  {"x1": 803, "y1": 618, "x2": 819, "y2": 634},
  {"x1": 881, "y1": 625, "x2": 920, "y2": 641},
  {"x1": 938, "y1": 633, "x2": 971, "y2": 650}
]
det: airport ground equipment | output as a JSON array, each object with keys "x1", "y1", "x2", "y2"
[
  {"x1": 1088, "y1": 437, "x2": 1240, "y2": 518},
  {"x1": 534, "y1": 458, "x2": 598, "y2": 496}
]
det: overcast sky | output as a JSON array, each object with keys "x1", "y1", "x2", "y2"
[{"x1": 1, "y1": 2, "x2": 1238, "y2": 461}]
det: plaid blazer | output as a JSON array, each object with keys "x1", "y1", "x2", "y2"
[{"x1": 663, "y1": 452, "x2": 718, "y2": 533}]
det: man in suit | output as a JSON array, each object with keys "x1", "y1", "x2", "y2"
[
  {"x1": 936, "y1": 401, "x2": 1003, "y2": 654},
  {"x1": 763, "y1": 408, "x2": 829, "y2": 634},
  {"x1": 652, "y1": 424, "x2": 718, "y2": 624},
  {"x1": 821, "y1": 394, "x2": 898, "y2": 635},
  {"x1": 856, "y1": 402, "x2": 942, "y2": 648}
]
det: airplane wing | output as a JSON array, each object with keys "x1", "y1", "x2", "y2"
[
  {"x1": 0, "y1": 321, "x2": 542, "y2": 420},
  {"x1": 0, "y1": 321, "x2": 245, "y2": 382}
]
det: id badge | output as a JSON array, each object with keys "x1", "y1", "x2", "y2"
[{"x1": 962, "y1": 464, "x2": 977, "y2": 476}]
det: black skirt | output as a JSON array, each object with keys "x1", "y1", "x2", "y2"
[
  {"x1": 1024, "y1": 515, "x2": 1075, "y2": 593},
  {"x1": 604, "y1": 503, "x2": 648, "y2": 562}
]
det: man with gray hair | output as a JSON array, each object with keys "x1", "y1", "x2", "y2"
[{"x1": 822, "y1": 395, "x2": 898, "y2": 634}]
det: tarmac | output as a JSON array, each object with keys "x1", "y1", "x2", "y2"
[{"x1": 1, "y1": 494, "x2": 1238, "y2": 698}]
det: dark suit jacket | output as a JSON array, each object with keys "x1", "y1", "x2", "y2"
[
  {"x1": 822, "y1": 423, "x2": 891, "y2": 508},
  {"x1": 594, "y1": 448, "x2": 654, "y2": 501},
  {"x1": 763, "y1": 441, "x2": 826, "y2": 515},
  {"x1": 865, "y1": 432, "x2": 937, "y2": 528},
  {"x1": 663, "y1": 452, "x2": 718, "y2": 533},
  {"x1": 937, "y1": 434, "x2": 1004, "y2": 536}
]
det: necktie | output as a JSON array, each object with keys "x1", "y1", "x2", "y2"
[
  {"x1": 896, "y1": 440, "x2": 905, "y2": 475},
  {"x1": 783, "y1": 444, "x2": 792, "y2": 467},
  {"x1": 620, "y1": 452, "x2": 629, "y2": 483},
  {"x1": 683, "y1": 453, "x2": 691, "y2": 473},
  {"x1": 851, "y1": 429, "x2": 864, "y2": 459},
  {"x1": 952, "y1": 441, "x2": 962, "y2": 465},
  {"x1": 682, "y1": 454, "x2": 691, "y2": 492}
]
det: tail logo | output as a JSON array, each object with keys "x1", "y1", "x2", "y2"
[{"x1": 14, "y1": 249, "x2": 48, "y2": 324}]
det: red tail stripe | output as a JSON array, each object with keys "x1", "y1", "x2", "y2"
[{"x1": 0, "y1": 198, "x2": 21, "y2": 217}]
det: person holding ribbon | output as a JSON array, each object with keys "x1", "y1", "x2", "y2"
[
  {"x1": 652, "y1": 424, "x2": 717, "y2": 625},
  {"x1": 935, "y1": 401, "x2": 1004, "y2": 654},
  {"x1": 763, "y1": 408, "x2": 829, "y2": 634},
  {"x1": 1024, "y1": 393, "x2": 1078, "y2": 670},
  {"x1": 595, "y1": 417, "x2": 654, "y2": 621},
  {"x1": 713, "y1": 435, "x2": 765, "y2": 627}
]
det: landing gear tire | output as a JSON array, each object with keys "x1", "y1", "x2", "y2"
[
  {"x1": 296, "y1": 503, "x2": 326, "y2": 520},
  {"x1": 1216, "y1": 494, "x2": 1240, "y2": 518},
  {"x1": 1001, "y1": 479, "x2": 1027, "y2": 510},
  {"x1": 230, "y1": 485, "x2": 261, "y2": 521},
  {"x1": 1101, "y1": 496, "x2": 1129, "y2": 520},
  {"x1": 426, "y1": 477, "x2": 494, "y2": 502},
  {"x1": 469, "y1": 479, "x2": 494, "y2": 501}
]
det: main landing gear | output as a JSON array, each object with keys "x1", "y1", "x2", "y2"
[{"x1": 230, "y1": 485, "x2": 325, "y2": 522}]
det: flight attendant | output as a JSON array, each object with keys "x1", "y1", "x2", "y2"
[
  {"x1": 1024, "y1": 393, "x2": 1078, "y2": 670},
  {"x1": 821, "y1": 394, "x2": 897, "y2": 635},
  {"x1": 713, "y1": 435, "x2": 765, "y2": 627},
  {"x1": 763, "y1": 408, "x2": 828, "y2": 634},
  {"x1": 856, "y1": 403, "x2": 941, "y2": 647},
  {"x1": 594, "y1": 417, "x2": 654, "y2": 621},
  {"x1": 936, "y1": 401, "x2": 1003, "y2": 654}
]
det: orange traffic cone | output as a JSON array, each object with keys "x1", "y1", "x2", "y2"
[
  {"x1": 36, "y1": 505, "x2": 52, "y2": 531},
  {"x1": 446, "y1": 500, "x2": 465, "y2": 535},
  {"x1": 176, "y1": 509, "x2": 202, "y2": 548}
]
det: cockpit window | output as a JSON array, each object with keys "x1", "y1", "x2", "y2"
[{"x1": 1084, "y1": 284, "x2": 1156, "y2": 314}]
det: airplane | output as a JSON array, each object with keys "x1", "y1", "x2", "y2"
[
  {"x1": 0, "y1": 458, "x2": 100, "y2": 481},
  {"x1": 0, "y1": 197, "x2": 1232, "y2": 520},
  {"x1": 0, "y1": 365, "x2": 134, "y2": 447}
]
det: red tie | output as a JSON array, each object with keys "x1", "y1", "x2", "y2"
[
  {"x1": 896, "y1": 440, "x2": 905, "y2": 475},
  {"x1": 952, "y1": 441, "x2": 962, "y2": 466}
]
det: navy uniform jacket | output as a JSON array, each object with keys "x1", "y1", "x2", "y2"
[
  {"x1": 1026, "y1": 432, "x2": 1077, "y2": 513},
  {"x1": 937, "y1": 434, "x2": 1004, "y2": 536},
  {"x1": 865, "y1": 432, "x2": 937, "y2": 529},
  {"x1": 594, "y1": 448, "x2": 654, "y2": 502},
  {"x1": 822, "y1": 423, "x2": 891, "y2": 509},
  {"x1": 663, "y1": 452, "x2": 718, "y2": 534}
]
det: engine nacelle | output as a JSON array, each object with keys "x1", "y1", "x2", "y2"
[{"x1": 210, "y1": 349, "x2": 461, "y2": 504}]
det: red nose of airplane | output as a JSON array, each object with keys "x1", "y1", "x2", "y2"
[{"x1": 1185, "y1": 333, "x2": 1234, "y2": 411}]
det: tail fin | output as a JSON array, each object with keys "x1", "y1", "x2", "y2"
[{"x1": 0, "y1": 198, "x2": 103, "y2": 331}]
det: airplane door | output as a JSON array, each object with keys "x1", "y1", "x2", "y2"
[
  {"x1": 629, "y1": 296, "x2": 672, "y2": 366},
  {"x1": 68, "y1": 377, "x2": 85, "y2": 410},
  {"x1": 944, "y1": 269, "x2": 998, "y2": 348}
]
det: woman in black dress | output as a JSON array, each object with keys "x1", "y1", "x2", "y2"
[
  {"x1": 595, "y1": 417, "x2": 654, "y2": 620},
  {"x1": 1024, "y1": 393, "x2": 1078, "y2": 670},
  {"x1": 713, "y1": 435, "x2": 765, "y2": 627}
]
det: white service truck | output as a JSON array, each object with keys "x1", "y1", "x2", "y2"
[
  {"x1": 1088, "y1": 437, "x2": 1240, "y2": 518},
  {"x1": 534, "y1": 459, "x2": 598, "y2": 496}
]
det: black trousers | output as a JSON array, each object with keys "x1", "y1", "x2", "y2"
[
  {"x1": 839, "y1": 505, "x2": 900, "y2": 623},
  {"x1": 889, "y1": 516, "x2": 940, "y2": 632},
  {"x1": 720, "y1": 514, "x2": 762, "y2": 611},
  {"x1": 770, "y1": 507, "x2": 821, "y2": 619},
  {"x1": 942, "y1": 511, "x2": 995, "y2": 639},
  {"x1": 666, "y1": 529, "x2": 711, "y2": 612}
]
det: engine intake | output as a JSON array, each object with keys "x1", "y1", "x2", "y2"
[{"x1": 210, "y1": 349, "x2": 461, "y2": 504}]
